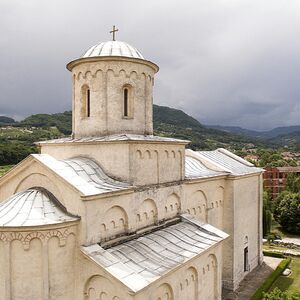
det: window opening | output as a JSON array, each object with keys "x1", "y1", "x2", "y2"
[
  {"x1": 244, "y1": 247, "x2": 249, "y2": 272},
  {"x1": 124, "y1": 88, "x2": 128, "y2": 117},
  {"x1": 87, "y1": 89, "x2": 90, "y2": 117}
]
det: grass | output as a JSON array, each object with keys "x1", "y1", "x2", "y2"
[
  {"x1": 251, "y1": 257, "x2": 291, "y2": 300},
  {"x1": 0, "y1": 165, "x2": 13, "y2": 177},
  {"x1": 270, "y1": 257, "x2": 300, "y2": 296}
]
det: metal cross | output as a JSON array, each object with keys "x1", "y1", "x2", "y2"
[{"x1": 110, "y1": 25, "x2": 119, "y2": 41}]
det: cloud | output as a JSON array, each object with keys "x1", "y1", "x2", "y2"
[{"x1": 0, "y1": 0, "x2": 300, "y2": 130}]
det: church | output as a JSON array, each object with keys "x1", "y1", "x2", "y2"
[{"x1": 0, "y1": 29, "x2": 263, "y2": 300}]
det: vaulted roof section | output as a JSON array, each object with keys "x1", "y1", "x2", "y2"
[
  {"x1": 81, "y1": 214, "x2": 228, "y2": 293},
  {"x1": 32, "y1": 154, "x2": 131, "y2": 197},
  {"x1": 0, "y1": 187, "x2": 79, "y2": 227},
  {"x1": 185, "y1": 148, "x2": 263, "y2": 178}
]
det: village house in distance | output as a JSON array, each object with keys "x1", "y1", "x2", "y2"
[{"x1": 0, "y1": 28, "x2": 264, "y2": 299}]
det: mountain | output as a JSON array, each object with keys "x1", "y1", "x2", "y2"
[
  {"x1": 153, "y1": 105, "x2": 204, "y2": 129},
  {"x1": 0, "y1": 104, "x2": 269, "y2": 165},
  {"x1": 0, "y1": 116, "x2": 16, "y2": 125},
  {"x1": 268, "y1": 131, "x2": 300, "y2": 151},
  {"x1": 207, "y1": 124, "x2": 300, "y2": 139},
  {"x1": 262, "y1": 125, "x2": 300, "y2": 138},
  {"x1": 152, "y1": 105, "x2": 265, "y2": 150},
  {"x1": 19, "y1": 111, "x2": 72, "y2": 134},
  {"x1": 207, "y1": 125, "x2": 262, "y2": 138}
]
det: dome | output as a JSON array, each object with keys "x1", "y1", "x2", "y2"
[
  {"x1": 0, "y1": 187, "x2": 79, "y2": 227},
  {"x1": 81, "y1": 40, "x2": 145, "y2": 60}
]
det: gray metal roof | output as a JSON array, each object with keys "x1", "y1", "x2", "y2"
[
  {"x1": 36, "y1": 134, "x2": 189, "y2": 145},
  {"x1": 82, "y1": 41, "x2": 144, "y2": 60},
  {"x1": 82, "y1": 214, "x2": 228, "y2": 292},
  {"x1": 0, "y1": 187, "x2": 79, "y2": 227},
  {"x1": 185, "y1": 155, "x2": 227, "y2": 179},
  {"x1": 197, "y1": 148, "x2": 263, "y2": 176},
  {"x1": 33, "y1": 154, "x2": 130, "y2": 196}
]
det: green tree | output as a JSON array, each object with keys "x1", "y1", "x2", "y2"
[
  {"x1": 263, "y1": 191, "x2": 272, "y2": 237},
  {"x1": 273, "y1": 191, "x2": 300, "y2": 234},
  {"x1": 285, "y1": 173, "x2": 300, "y2": 193}
]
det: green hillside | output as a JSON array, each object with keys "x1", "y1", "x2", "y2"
[
  {"x1": 20, "y1": 111, "x2": 72, "y2": 134},
  {"x1": 0, "y1": 104, "x2": 269, "y2": 165},
  {"x1": 268, "y1": 131, "x2": 300, "y2": 151},
  {"x1": 153, "y1": 105, "x2": 265, "y2": 150},
  {"x1": 0, "y1": 116, "x2": 15, "y2": 125}
]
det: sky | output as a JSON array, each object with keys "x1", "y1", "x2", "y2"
[{"x1": 1, "y1": 0, "x2": 300, "y2": 131}]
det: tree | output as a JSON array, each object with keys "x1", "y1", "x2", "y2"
[
  {"x1": 285, "y1": 173, "x2": 300, "y2": 193},
  {"x1": 263, "y1": 191, "x2": 272, "y2": 237},
  {"x1": 273, "y1": 191, "x2": 300, "y2": 234}
]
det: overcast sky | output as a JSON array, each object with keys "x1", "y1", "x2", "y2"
[{"x1": 1, "y1": 0, "x2": 300, "y2": 130}]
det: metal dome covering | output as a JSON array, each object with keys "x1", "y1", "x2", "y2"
[
  {"x1": 81, "y1": 40, "x2": 145, "y2": 60},
  {"x1": 0, "y1": 187, "x2": 79, "y2": 227}
]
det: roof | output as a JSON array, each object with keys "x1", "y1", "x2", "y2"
[
  {"x1": 194, "y1": 148, "x2": 263, "y2": 176},
  {"x1": 277, "y1": 166, "x2": 300, "y2": 173},
  {"x1": 36, "y1": 134, "x2": 189, "y2": 145},
  {"x1": 185, "y1": 155, "x2": 228, "y2": 179},
  {"x1": 82, "y1": 41, "x2": 144, "y2": 60},
  {"x1": 0, "y1": 187, "x2": 79, "y2": 227},
  {"x1": 32, "y1": 154, "x2": 130, "y2": 196},
  {"x1": 81, "y1": 214, "x2": 228, "y2": 293}
]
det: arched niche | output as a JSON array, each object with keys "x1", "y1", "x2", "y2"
[
  {"x1": 187, "y1": 190, "x2": 208, "y2": 222},
  {"x1": 150, "y1": 282, "x2": 174, "y2": 300},
  {"x1": 208, "y1": 186, "x2": 224, "y2": 228},
  {"x1": 84, "y1": 275, "x2": 120, "y2": 300},
  {"x1": 100, "y1": 206, "x2": 128, "y2": 240},
  {"x1": 164, "y1": 193, "x2": 180, "y2": 220},
  {"x1": 137, "y1": 198, "x2": 158, "y2": 228},
  {"x1": 0, "y1": 240, "x2": 5, "y2": 297},
  {"x1": 180, "y1": 267, "x2": 198, "y2": 300},
  {"x1": 201, "y1": 254, "x2": 218, "y2": 300},
  {"x1": 11, "y1": 238, "x2": 43, "y2": 299},
  {"x1": 48, "y1": 234, "x2": 76, "y2": 299}
]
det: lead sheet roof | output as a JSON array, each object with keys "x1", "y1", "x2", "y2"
[
  {"x1": 36, "y1": 134, "x2": 189, "y2": 145},
  {"x1": 0, "y1": 188, "x2": 79, "y2": 227},
  {"x1": 81, "y1": 214, "x2": 228, "y2": 292},
  {"x1": 33, "y1": 154, "x2": 130, "y2": 196}
]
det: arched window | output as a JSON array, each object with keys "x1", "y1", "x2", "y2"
[
  {"x1": 122, "y1": 85, "x2": 133, "y2": 118},
  {"x1": 81, "y1": 85, "x2": 91, "y2": 118},
  {"x1": 124, "y1": 88, "x2": 129, "y2": 117},
  {"x1": 86, "y1": 89, "x2": 90, "y2": 117}
]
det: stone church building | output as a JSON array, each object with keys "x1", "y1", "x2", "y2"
[{"x1": 0, "y1": 35, "x2": 263, "y2": 299}]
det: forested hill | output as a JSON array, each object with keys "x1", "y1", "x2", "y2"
[
  {"x1": 0, "y1": 104, "x2": 267, "y2": 165},
  {"x1": 0, "y1": 116, "x2": 15, "y2": 125},
  {"x1": 152, "y1": 105, "x2": 263, "y2": 150}
]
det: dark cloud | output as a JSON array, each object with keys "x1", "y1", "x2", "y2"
[{"x1": 1, "y1": 0, "x2": 300, "y2": 130}]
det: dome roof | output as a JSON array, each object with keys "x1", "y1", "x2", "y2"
[
  {"x1": 81, "y1": 40, "x2": 145, "y2": 60},
  {"x1": 0, "y1": 187, "x2": 79, "y2": 227}
]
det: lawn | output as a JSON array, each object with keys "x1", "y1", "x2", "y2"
[
  {"x1": 270, "y1": 257, "x2": 300, "y2": 297},
  {"x1": 0, "y1": 165, "x2": 13, "y2": 177}
]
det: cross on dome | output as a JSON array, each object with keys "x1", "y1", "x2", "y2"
[{"x1": 110, "y1": 25, "x2": 119, "y2": 41}]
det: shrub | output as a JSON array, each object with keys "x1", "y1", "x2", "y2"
[
  {"x1": 263, "y1": 287, "x2": 287, "y2": 300},
  {"x1": 263, "y1": 250, "x2": 285, "y2": 258},
  {"x1": 251, "y1": 257, "x2": 291, "y2": 300}
]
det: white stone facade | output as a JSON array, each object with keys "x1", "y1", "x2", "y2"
[{"x1": 0, "y1": 39, "x2": 263, "y2": 299}]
